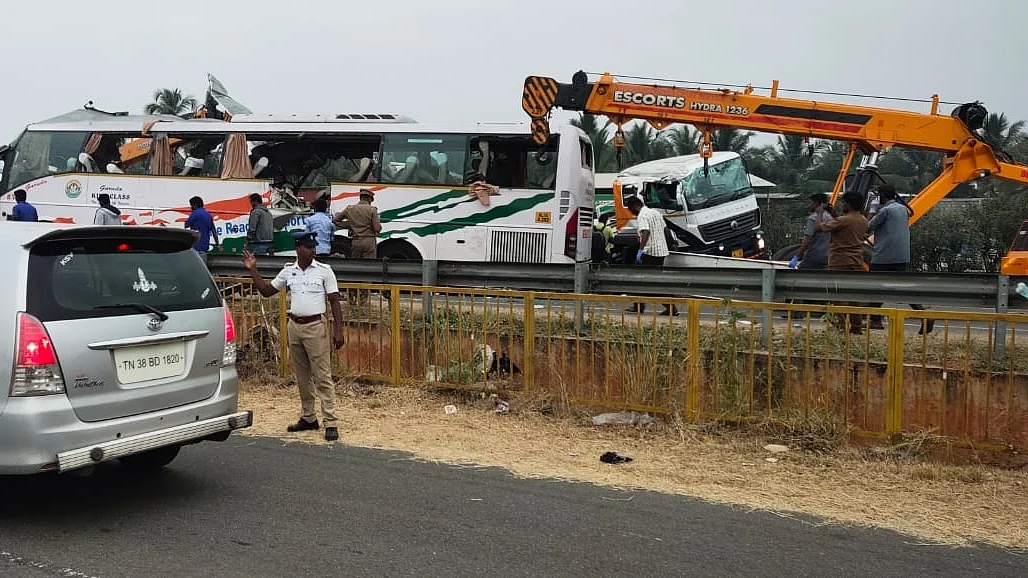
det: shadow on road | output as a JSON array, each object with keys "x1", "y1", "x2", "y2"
[{"x1": 0, "y1": 465, "x2": 206, "y2": 523}]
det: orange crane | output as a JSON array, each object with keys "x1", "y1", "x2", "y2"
[{"x1": 522, "y1": 71, "x2": 1028, "y2": 271}]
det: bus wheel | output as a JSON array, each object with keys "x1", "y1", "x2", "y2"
[
  {"x1": 330, "y1": 236, "x2": 352, "y2": 258},
  {"x1": 379, "y1": 240, "x2": 421, "y2": 262},
  {"x1": 770, "y1": 243, "x2": 801, "y2": 261}
]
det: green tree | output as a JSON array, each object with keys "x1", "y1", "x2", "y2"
[
  {"x1": 660, "y1": 124, "x2": 700, "y2": 156},
  {"x1": 709, "y1": 127, "x2": 754, "y2": 154},
  {"x1": 982, "y1": 112, "x2": 1025, "y2": 156},
  {"x1": 622, "y1": 122, "x2": 668, "y2": 167},
  {"x1": 570, "y1": 113, "x2": 617, "y2": 171},
  {"x1": 145, "y1": 88, "x2": 198, "y2": 117}
]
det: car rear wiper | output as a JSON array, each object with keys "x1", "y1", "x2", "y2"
[{"x1": 93, "y1": 303, "x2": 169, "y2": 321}]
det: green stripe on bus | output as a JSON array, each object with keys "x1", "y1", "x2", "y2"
[
  {"x1": 385, "y1": 192, "x2": 554, "y2": 237},
  {"x1": 377, "y1": 189, "x2": 469, "y2": 221}
]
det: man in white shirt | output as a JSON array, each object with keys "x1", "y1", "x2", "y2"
[
  {"x1": 624, "y1": 195, "x2": 676, "y2": 315},
  {"x1": 243, "y1": 232, "x2": 346, "y2": 441}
]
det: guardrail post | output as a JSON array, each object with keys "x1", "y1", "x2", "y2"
[
  {"x1": 574, "y1": 262, "x2": 589, "y2": 334},
  {"x1": 523, "y1": 293, "x2": 535, "y2": 394},
  {"x1": 761, "y1": 268, "x2": 775, "y2": 347},
  {"x1": 422, "y1": 260, "x2": 438, "y2": 322},
  {"x1": 994, "y1": 274, "x2": 1009, "y2": 358},
  {"x1": 391, "y1": 285, "x2": 402, "y2": 385},
  {"x1": 686, "y1": 299, "x2": 701, "y2": 421},
  {"x1": 885, "y1": 309, "x2": 905, "y2": 441},
  {"x1": 278, "y1": 291, "x2": 289, "y2": 377}
]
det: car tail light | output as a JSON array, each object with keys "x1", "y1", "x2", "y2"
[
  {"x1": 12, "y1": 312, "x2": 65, "y2": 396},
  {"x1": 222, "y1": 303, "x2": 237, "y2": 366}
]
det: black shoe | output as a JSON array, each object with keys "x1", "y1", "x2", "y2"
[
  {"x1": 287, "y1": 418, "x2": 319, "y2": 432},
  {"x1": 918, "y1": 318, "x2": 935, "y2": 336},
  {"x1": 324, "y1": 427, "x2": 339, "y2": 441}
]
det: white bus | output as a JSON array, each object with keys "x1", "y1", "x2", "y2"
[
  {"x1": 0, "y1": 108, "x2": 596, "y2": 263},
  {"x1": 611, "y1": 151, "x2": 765, "y2": 260}
]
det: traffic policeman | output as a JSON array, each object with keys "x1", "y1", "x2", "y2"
[{"x1": 243, "y1": 232, "x2": 346, "y2": 441}]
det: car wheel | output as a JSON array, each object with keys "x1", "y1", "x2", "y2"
[{"x1": 119, "y1": 445, "x2": 181, "y2": 472}]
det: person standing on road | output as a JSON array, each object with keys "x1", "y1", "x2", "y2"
[
  {"x1": 624, "y1": 195, "x2": 675, "y2": 316},
  {"x1": 816, "y1": 192, "x2": 868, "y2": 334},
  {"x1": 246, "y1": 193, "x2": 274, "y2": 255},
  {"x1": 305, "y1": 197, "x2": 335, "y2": 257},
  {"x1": 93, "y1": 193, "x2": 122, "y2": 225},
  {"x1": 185, "y1": 196, "x2": 219, "y2": 265},
  {"x1": 865, "y1": 183, "x2": 933, "y2": 334},
  {"x1": 790, "y1": 193, "x2": 834, "y2": 270},
  {"x1": 242, "y1": 232, "x2": 346, "y2": 442},
  {"x1": 9, "y1": 189, "x2": 38, "y2": 222},
  {"x1": 333, "y1": 188, "x2": 381, "y2": 259}
]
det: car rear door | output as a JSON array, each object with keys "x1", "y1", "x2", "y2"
[{"x1": 25, "y1": 227, "x2": 225, "y2": 422}]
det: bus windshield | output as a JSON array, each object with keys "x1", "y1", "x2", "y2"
[
  {"x1": 5, "y1": 131, "x2": 91, "y2": 189},
  {"x1": 680, "y1": 156, "x2": 752, "y2": 211}
]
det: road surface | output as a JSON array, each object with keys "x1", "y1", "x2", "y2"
[{"x1": 0, "y1": 436, "x2": 1023, "y2": 577}]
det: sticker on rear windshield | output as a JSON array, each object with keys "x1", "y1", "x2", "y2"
[
  {"x1": 60, "y1": 251, "x2": 74, "y2": 266},
  {"x1": 132, "y1": 268, "x2": 157, "y2": 293},
  {"x1": 201, "y1": 288, "x2": 210, "y2": 300}
]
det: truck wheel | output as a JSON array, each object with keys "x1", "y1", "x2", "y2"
[
  {"x1": 119, "y1": 445, "x2": 181, "y2": 472},
  {"x1": 770, "y1": 243, "x2": 801, "y2": 261}
]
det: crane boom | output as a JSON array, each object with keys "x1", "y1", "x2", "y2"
[{"x1": 522, "y1": 71, "x2": 1028, "y2": 228}]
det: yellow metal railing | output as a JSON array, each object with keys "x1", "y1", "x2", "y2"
[{"x1": 216, "y1": 277, "x2": 1028, "y2": 453}]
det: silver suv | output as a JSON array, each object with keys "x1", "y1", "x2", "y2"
[{"x1": 0, "y1": 223, "x2": 251, "y2": 475}]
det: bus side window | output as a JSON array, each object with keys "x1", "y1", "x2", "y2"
[
  {"x1": 301, "y1": 137, "x2": 382, "y2": 188},
  {"x1": 580, "y1": 139, "x2": 593, "y2": 170},
  {"x1": 381, "y1": 134, "x2": 466, "y2": 186},
  {"x1": 172, "y1": 137, "x2": 225, "y2": 177}
]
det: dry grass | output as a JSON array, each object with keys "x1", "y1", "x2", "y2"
[{"x1": 235, "y1": 368, "x2": 1028, "y2": 551}]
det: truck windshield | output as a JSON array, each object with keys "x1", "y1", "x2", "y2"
[{"x1": 680, "y1": 156, "x2": 753, "y2": 211}]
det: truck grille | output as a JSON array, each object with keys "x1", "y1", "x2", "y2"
[
  {"x1": 489, "y1": 230, "x2": 549, "y2": 263},
  {"x1": 697, "y1": 209, "x2": 761, "y2": 242}
]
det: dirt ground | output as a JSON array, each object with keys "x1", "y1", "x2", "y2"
[{"x1": 237, "y1": 375, "x2": 1028, "y2": 551}]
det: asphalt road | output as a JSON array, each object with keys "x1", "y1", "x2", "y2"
[{"x1": 0, "y1": 436, "x2": 1023, "y2": 577}]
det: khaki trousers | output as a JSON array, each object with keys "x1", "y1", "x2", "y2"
[
  {"x1": 288, "y1": 317, "x2": 338, "y2": 427},
  {"x1": 351, "y1": 237, "x2": 377, "y2": 259}
]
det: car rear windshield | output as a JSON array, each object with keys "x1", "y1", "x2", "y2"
[{"x1": 27, "y1": 238, "x2": 222, "y2": 322}]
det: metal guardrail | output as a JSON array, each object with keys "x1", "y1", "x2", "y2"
[{"x1": 206, "y1": 254, "x2": 1025, "y2": 311}]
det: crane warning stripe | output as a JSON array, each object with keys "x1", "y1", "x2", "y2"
[{"x1": 522, "y1": 77, "x2": 558, "y2": 118}]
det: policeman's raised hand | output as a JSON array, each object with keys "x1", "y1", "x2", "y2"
[{"x1": 242, "y1": 250, "x2": 257, "y2": 271}]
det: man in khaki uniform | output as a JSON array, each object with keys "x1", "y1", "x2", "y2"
[
  {"x1": 242, "y1": 232, "x2": 346, "y2": 441},
  {"x1": 333, "y1": 188, "x2": 382, "y2": 259},
  {"x1": 816, "y1": 192, "x2": 869, "y2": 335}
]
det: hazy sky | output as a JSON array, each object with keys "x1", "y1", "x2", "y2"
[{"x1": 1, "y1": 0, "x2": 1022, "y2": 145}]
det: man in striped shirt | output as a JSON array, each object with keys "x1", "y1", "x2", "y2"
[{"x1": 625, "y1": 195, "x2": 676, "y2": 315}]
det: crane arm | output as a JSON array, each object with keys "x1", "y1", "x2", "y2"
[{"x1": 523, "y1": 71, "x2": 979, "y2": 156}]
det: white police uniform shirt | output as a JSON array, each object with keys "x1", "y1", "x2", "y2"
[{"x1": 270, "y1": 260, "x2": 339, "y2": 317}]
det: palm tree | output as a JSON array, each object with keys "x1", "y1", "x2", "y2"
[
  {"x1": 981, "y1": 112, "x2": 1025, "y2": 156},
  {"x1": 622, "y1": 122, "x2": 667, "y2": 167},
  {"x1": 710, "y1": 127, "x2": 754, "y2": 154},
  {"x1": 145, "y1": 88, "x2": 198, "y2": 118},
  {"x1": 769, "y1": 135, "x2": 829, "y2": 190},
  {"x1": 570, "y1": 113, "x2": 617, "y2": 171},
  {"x1": 660, "y1": 124, "x2": 700, "y2": 156}
]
